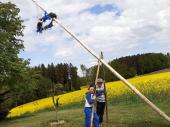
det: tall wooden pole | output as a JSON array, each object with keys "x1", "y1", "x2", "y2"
[
  {"x1": 32, "y1": 0, "x2": 46, "y2": 12},
  {"x1": 95, "y1": 59, "x2": 101, "y2": 85},
  {"x1": 31, "y1": 0, "x2": 170, "y2": 124},
  {"x1": 54, "y1": 20, "x2": 170, "y2": 124},
  {"x1": 90, "y1": 53, "x2": 101, "y2": 127},
  {"x1": 101, "y1": 52, "x2": 109, "y2": 123}
]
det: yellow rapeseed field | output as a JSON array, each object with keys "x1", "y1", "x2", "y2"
[{"x1": 7, "y1": 72, "x2": 170, "y2": 118}]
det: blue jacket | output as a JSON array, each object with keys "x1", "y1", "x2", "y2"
[{"x1": 85, "y1": 92, "x2": 95, "y2": 107}]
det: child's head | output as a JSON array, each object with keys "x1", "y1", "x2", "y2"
[
  {"x1": 88, "y1": 82, "x2": 95, "y2": 93},
  {"x1": 97, "y1": 78, "x2": 103, "y2": 87},
  {"x1": 89, "y1": 86, "x2": 95, "y2": 93}
]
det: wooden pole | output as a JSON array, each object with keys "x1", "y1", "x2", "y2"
[
  {"x1": 54, "y1": 20, "x2": 170, "y2": 124},
  {"x1": 30, "y1": 0, "x2": 170, "y2": 124},
  {"x1": 95, "y1": 58, "x2": 101, "y2": 85},
  {"x1": 103, "y1": 81, "x2": 108, "y2": 123},
  {"x1": 90, "y1": 53, "x2": 101, "y2": 127},
  {"x1": 101, "y1": 52, "x2": 109, "y2": 123},
  {"x1": 32, "y1": 0, "x2": 46, "y2": 12}
]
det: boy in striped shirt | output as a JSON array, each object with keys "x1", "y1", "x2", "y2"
[{"x1": 96, "y1": 78, "x2": 105, "y2": 125}]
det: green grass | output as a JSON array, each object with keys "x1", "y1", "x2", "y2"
[{"x1": 1, "y1": 102, "x2": 170, "y2": 127}]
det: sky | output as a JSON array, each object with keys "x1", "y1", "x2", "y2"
[{"x1": 2, "y1": 0, "x2": 170, "y2": 76}]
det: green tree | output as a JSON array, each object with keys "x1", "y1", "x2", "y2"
[
  {"x1": 0, "y1": 2, "x2": 30, "y2": 119},
  {"x1": 80, "y1": 64, "x2": 87, "y2": 77},
  {"x1": 34, "y1": 75, "x2": 52, "y2": 99},
  {"x1": 0, "y1": 2, "x2": 24, "y2": 84},
  {"x1": 69, "y1": 64, "x2": 79, "y2": 90}
]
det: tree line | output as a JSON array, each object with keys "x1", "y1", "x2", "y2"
[
  {"x1": 33, "y1": 63, "x2": 79, "y2": 91},
  {"x1": 80, "y1": 53, "x2": 170, "y2": 83}
]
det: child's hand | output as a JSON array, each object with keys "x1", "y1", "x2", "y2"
[{"x1": 92, "y1": 95, "x2": 96, "y2": 99}]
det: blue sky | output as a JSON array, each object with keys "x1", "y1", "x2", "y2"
[
  {"x1": 86, "y1": 3, "x2": 122, "y2": 16},
  {"x1": 3, "y1": 0, "x2": 170, "y2": 76}
]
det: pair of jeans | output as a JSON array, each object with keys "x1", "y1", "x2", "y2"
[
  {"x1": 96, "y1": 102, "x2": 105, "y2": 123},
  {"x1": 84, "y1": 107, "x2": 99, "y2": 127}
]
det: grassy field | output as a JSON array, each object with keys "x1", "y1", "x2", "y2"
[{"x1": 0, "y1": 102, "x2": 170, "y2": 127}]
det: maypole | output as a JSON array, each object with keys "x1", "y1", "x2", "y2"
[
  {"x1": 101, "y1": 52, "x2": 109, "y2": 123},
  {"x1": 90, "y1": 52, "x2": 102, "y2": 127},
  {"x1": 31, "y1": 0, "x2": 170, "y2": 124}
]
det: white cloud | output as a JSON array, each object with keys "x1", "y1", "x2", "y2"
[{"x1": 2, "y1": 0, "x2": 170, "y2": 76}]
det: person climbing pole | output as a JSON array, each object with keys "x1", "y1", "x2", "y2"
[
  {"x1": 36, "y1": 11, "x2": 57, "y2": 33},
  {"x1": 84, "y1": 83, "x2": 99, "y2": 127},
  {"x1": 96, "y1": 78, "x2": 106, "y2": 126}
]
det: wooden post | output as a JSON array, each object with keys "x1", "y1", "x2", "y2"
[
  {"x1": 32, "y1": 0, "x2": 46, "y2": 12},
  {"x1": 100, "y1": 52, "x2": 109, "y2": 123},
  {"x1": 90, "y1": 53, "x2": 101, "y2": 127},
  {"x1": 95, "y1": 58, "x2": 101, "y2": 85},
  {"x1": 103, "y1": 81, "x2": 108, "y2": 123}
]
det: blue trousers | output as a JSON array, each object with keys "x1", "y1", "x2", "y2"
[{"x1": 84, "y1": 107, "x2": 99, "y2": 127}]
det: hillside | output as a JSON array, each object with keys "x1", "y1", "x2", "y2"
[
  {"x1": 7, "y1": 72, "x2": 170, "y2": 118},
  {"x1": 145, "y1": 68, "x2": 170, "y2": 75}
]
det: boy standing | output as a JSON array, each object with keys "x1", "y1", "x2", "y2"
[{"x1": 96, "y1": 78, "x2": 105, "y2": 125}]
